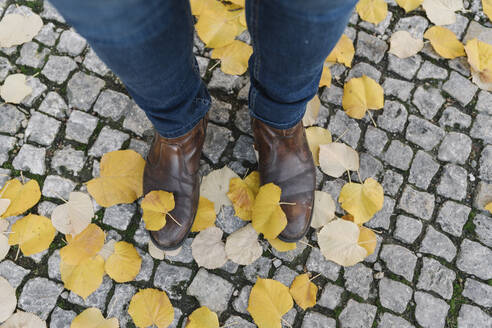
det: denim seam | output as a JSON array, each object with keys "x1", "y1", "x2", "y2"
[
  {"x1": 250, "y1": 0, "x2": 260, "y2": 115},
  {"x1": 156, "y1": 115, "x2": 204, "y2": 138},
  {"x1": 250, "y1": 107, "x2": 305, "y2": 130}
]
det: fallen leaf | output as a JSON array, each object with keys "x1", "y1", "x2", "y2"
[
  {"x1": 464, "y1": 38, "x2": 492, "y2": 83},
  {"x1": 141, "y1": 190, "x2": 175, "y2": 231},
  {"x1": 211, "y1": 40, "x2": 252, "y2": 75},
  {"x1": 247, "y1": 278, "x2": 293, "y2": 328},
  {"x1": 225, "y1": 223, "x2": 262, "y2": 265},
  {"x1": 0, "y1": 233, "x2": 8, "y2": 263},
  {"x1": 424, "y1": 26, "x2": 465, "y2": 59},
  {"x1": 0, "y1": 311, "x2": 46, "y2": 328},
  {"x1": 396, "y1": 0, "x2": 423, "y2": 12},
  {"x1": 356, "y1": 0, "x2": 388, "y2": 24},
  {"x1": 319, "y1": 62, "x2": 332, "y2": 88},
  {"x1": 0, "y1": 277, "x2": 16, "y2": 322},
  {"x1": 339, "y1": 178, "x2": 384, "y2": 225},
  {"x1": 51, "y1": 192, "x2": 93, "y2": 236},
  {"x1": 0, "y1": 74, "x2": 32, "y2": 104},
  {"x1": 251, "y1": 183, "x2": 287, "y2": 240},
  {"x1": 148, "y1": 241, "x2": 165, "y2": 260},
  {"x1": 105, "y1": 241, "x2": 142, "y2": 283},
  {"x1": 244, "y1": 171, "x2": 260, "y2": 195},
  {"x1": 190, "y1": 0, "x2": 224, "y2": 16},
  {"x1": 0, "y1": 179, "x2": 41, "y2": 218},
  {"x1": 70, "y1": 308, "x2": 119, "y2": 328},
  {"x1": 0, "y1": 13, "x2": 43, "y2": 47},
  {"x1": 60, "y1": 223, "x2": 105, "y2": 265},
  {"x1": 306, "y1": 127, "x2": 332, "y2": 166},
  {"x1": 200, "y1": 166, "x2": 240, "y2": 213},
  {"x1": 186, "y1": 306, "x2": 219, "y2": 328},
  {"x1": 191, "y1": 226, "x2": 227, "y2": 269},
  {"x1": 389, "y1": 31, "x2": 424, "y2": 58},
  {"x1": 318, "y1": 219, "x2": 368, "y2": 266},
  {"x1": 422, "y1": 0, "x2": 463, "y2": 25},
  {"x1": 326, "y1": 34, "x2": 354, "y2": 67},
  {"x1": 311, "y1": 191, "x2": 336, "y2": 229},
  {"x1": 268, "y1": 237, "x2": 297, "y2": 252},
  {"x1": 302, "y1": 95, "x2": 321, "y2": 127},
  {"x1": 98, "y1": 239, "x2": 116, "y2": 261},
  {"x1": 319, "y1": 142, "x2": 359, "y2": 178},
  {"x1": 342, "y1": 75, "x2": 384, "y2": 119},
  {"x1": 195, "y1": 2, "x2": 244, "y2": 48},
  {"x1": 191, "y1": 197, "x2": 216, "y2": 232},
  {"x1": 128, "y1": 289, "x2": 174, "y2": 328},
  {"x1": 227, "y1": 177, "x2": 255, "y2": 221},
  {"x1": 87, "y1": 150, "x2": 145, "y2": 207},
  {"x1": 484, "y1": 0, "x2": 492, "y2": 21},
  {"x1": 485, "y1": 202, "x2": 492, "y2": 213},
  {"x1": 8, "y1": 214, "x2": 56, "y2": 256},
  {"x1": 60, "y1": 255, "x2": 105, "y2": 299},
  {"x1": 358, "y1": 226, "x2": 377, "y2": 255},
  {"x1": 0, "y1": 199, "x2": 9, "y2": 216},
  {"x1": 471, "y1": 68, "x2": 492, "y2": 91},
  {"x1": 289, "y1": 274, "x2": 317, "y2": 310}
]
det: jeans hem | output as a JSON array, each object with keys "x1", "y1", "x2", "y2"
[
  {"x1": 154, "y1": 109, "x2": 208, "y2": 139},
  {"x1": 249, "y1": 107, "x2": 305, "y2": 130}
]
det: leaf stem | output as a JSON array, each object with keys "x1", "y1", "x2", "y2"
[
  {"x1": 281, "y1": 317, "x2": 292, "y2": 328},
  {"x1": 279, "y1": 202, "x2": 296, "y2": 206},
  {"x1": 209, "y1": 60, "x2": 221, "y2": 71},
  {"x1": 298, "y1": 240, "x2": 314, "y2": 248},
  {"x1": 167, "y1": 213, "x2": 182, "y2": 227},
  {"x1": 309, "y1": 272, "x2": 322, "y2": 281},
  {"x1": 347, "y1": 169, "x2": 351, "y2": 183},
  {"x1": 367, "y1": 110, "x2": 377, "y2": 128},
  {"x1": 334, "y1": 128, "x2": 349, "y2": 143},
  {"x1": 357, "y1": 170, "x2": 362, "y2": 183}
]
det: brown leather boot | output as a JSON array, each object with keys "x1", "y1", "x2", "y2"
[
  {"x1": 143, "y1": 117, "x2": 207, "y2": 250},
  {"x1": 252, "y1": 118, "x2": 316, "y2": 242}
]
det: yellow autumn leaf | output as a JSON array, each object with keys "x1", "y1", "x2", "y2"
[
  {"x1": 485, "y1": 202, "x2": 492, "y2": 213},
  {"x1": 356, "y1": 0, "x2": 388, "y2": 24},
  {"x1": 128, "y1": 288, "x2": 174, "y2": 328},
  {"x1": 396, "y1": 0, "x2": 423, "y2": 12},
  {"x1": 190, "y1": 0, "x2": 224, "y2": 16},
  {"x1": 227, "y1": 177, "x2": 255, "y2": 221},
  {"x1": 423, "y1": 26, "x2": 465, "y2": 59},
  {"x1": 70, "y1": 308, "x2": 118, "y2": 328},
  {"x1": 326, "y1": 34, "x2": 354, "y2": 67},
  {"x1": 60, "y1": 223, "x2": 105, "y2": 266},
  {"x1": 289, "y1": 274, "x2": 317, "y2": 310},
  {"x1": 464, "y1": 38, "x2": 492, "y2": 83},
  {"x1": 339, "y1": 178, "x2": 384, "y2": 225},
  {"x1": 306, "y1": 127, "x2": 332, "y2": 166},
  {"x1": 105, "y1": 241, "x2": 142, "y2": 283},
  {"x1": 342, "y1": 75, "x2": 384, "y2": 119},
  {"x1": 319, "y1": 62, "x2": 332, "y2": 88},
  {"x1": 141, "y1": 190, "x2": 175, "y2": 231},
  {"x1": 8, "y1": 214, "x2": 56, "y2": 256},
  {"x1": 358, "y1": 226, "x2": 377, "y2": 255},
  {"x1": 247, "y1": 278, "x2": 293, "y2": 328},
  {"x1": 251, "y1": 183, "x2": 287, "y2": 240},
  {"x1": 230, "y1": 0, "x2": 245, "y2": 7},
  {"x1": 211, "y1": 40, "x2": 252, "y2": 75},
  {"x1": 86, "y1": 150, "x2": 145, "y2": 207},
  {"x1": 0, "y1": 179, "x2": 41, "y2": 218},
  {"x1": 191, "y1": 197, "x2": 216, "y2": 232},
  {"x1": 61, "y1": 255, "x2": 105, "y2": 300},
  {"x1": 318, "y1": 218, "x2": 368, "y2": 266},
  {"x1": 186, "y1": 306, "x2": 219, "y2": 328},
  {"x1": 484, "y1": 0, "x2": 492, "y2": 21},
  {"x1": 302, "y1": 95, "x2": 321, "y2": 127},
  {"x1": 268, "y1": 237, "x2": 296, "y2": 252},
  {"x1": 195, "y1": 3, "x2": 244, "y2": 48},
  {"x1": 244, "y1": 171, "x2": 260, "y2": 195}
]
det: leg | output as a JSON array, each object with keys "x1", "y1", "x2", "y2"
[
  {"x1": 50, "y1": 0, "x2": 209, "y2": 249},
  {"x1": 247, "y1": 0, "x2": 356, "y2": 241},
  {"x1": 50, "y1": 0, "x2": 210, "y2": 138}
]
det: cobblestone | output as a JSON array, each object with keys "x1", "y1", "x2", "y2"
[
  {"x1": 437, "y1": 164, "x2": 468, "y2": 201},
  {"x1": 380, "y1": 244, "x2": 417, "y2": 282},
  {"x1": 443, "y1": 71, "x2": 478, "y2": 105},
  {"x1": 383, "y1": 140, "x2": 413, "y2": 170},
  {"x1": 65, "y1": 110, "x2": 98, "y2": 143},
  {"x1": 438, "y1": 132, "x2": 472, "y2": 165},
  {"x1": 187, "y1": 268, "x2": 234, "y2": 313},
  {"x1": 458, "y1": 304, "x2": 492, "y2": 328},
  {"x1": 412, "y1": 86, "x2": 445, "y2": 119},
  {"x1": 377, "y1": 100, "x2": 407, "y2": 133},
  {"x1": 399, "y1": 186, "x2": 435, "y2": 220},
  {"x1": 414, "y1": 291, "x2": 449, "y2": 328},
  {"x1": 67, "y1": 72, "x2": 105, "y2": 111},
  {"x1": 470, "y1": 113, "x2": 492, "y2": 144},
  {"x1": 378, "y1": 277, "x2": 412, "y2": 313},
  {"x1": 42, "y1": 55, "x2": 77, "y2": 84},
  {"x1": 417, "y1": 257, "x2": 455, "y2": 300},
  {"x1": 406, "y1": 115, "x2": 445, "y2": 151},
  {"x1": 318, "y1": 282, "x2": 343, "y2": 310},
  {"x1": 436, "y1": 201, "x2": 471, "y2": 237},
  {"x1": 25, "y1": 112, "x2": 61, "y2": 146},
  {"x1": 344, "y1": 263, "x2": 373, "y2": 300},
  {"x1": 0, "y1": 104, "x2": 25, "y2": 134},
  {"x1": 456, "y1": 239, "x2": 492, "y2": 280},
  {"x1": 18, "y1": 277, "x2": 63, "y2": 320},
  {"x1": 12, "y1": 144, "x2": 46, "y2": 175},
  {"x1": 462, "y1": 278, "x2": 492, "y2": 307},
  {"x1": 38, "y1": 91, "x2": 68, "y2": 119},
  {"x1": 339, "y1": 299, "x2": 377, "y2": 328},
  {"x1": 438, "y1": 106, "x2": 472, "y2": 129},
  {"x1": 394, "y1": 215, "x2": 422, "y2": 244}
]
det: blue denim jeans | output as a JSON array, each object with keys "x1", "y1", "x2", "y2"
[{"x1": 50, "y1": 0, "x2": 356, "y2": 138}]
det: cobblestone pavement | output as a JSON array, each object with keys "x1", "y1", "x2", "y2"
[{"x1": 1, "y1": 0, "x2": 492, "y2": 327}]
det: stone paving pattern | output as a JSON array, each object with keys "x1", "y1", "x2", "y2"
[{"x1": 0, "y1": 0, "x2": 491, "y2": 327}]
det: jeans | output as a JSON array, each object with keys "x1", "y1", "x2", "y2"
[{"x1": 49, "y1": 0, "x2": 357, "y2": 138}]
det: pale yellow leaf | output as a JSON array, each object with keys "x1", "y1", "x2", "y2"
[
  {"x1": 356, "y1": 0, "x2": 388, "y2": 24},
  {"x1": 51, "y1": 192, "x2": 94, "y2": 236},
  {"x1": 485, "y1": 202, "x2": 492, "y2": 213},
  {"x1": 319, "y1": 62, "x2": 332, "y2": 88},
  {"x1": 0, "y1": 199, "x2": 10, "y2": 217},
  {"x1": 484, "y1": 0, "x2": 492, "y2": 21},
  {"x1": 464, "y1": 38, "x2": 492, "y2": 83},
  {"x1": 200, "y1": 166, "x2": 239, "y2": 213},
  {"x1": 141, "y1": 190, "x2": 175, "y2": 231},
  {"x1": 0, "y1": 311, "x2": 46, "y2": 328},
  {"x1": 0, "y1": 277, "x2": 16, "y2": 322},
  {"x1": 389, "y1": 31, "x2": 424, "y2": 58},
  {"x1": 424, "y1": 26, "x2": 465, "y2": 59},
  {"x1": 342, "y1": 75, "x2": 384, "y2": 119},
  {"x1": 305, "y1": 126, "x2": 332, "y2": 166},
  {"x1": 191, "y1": 226, "x2": 227, "y2": 269},
  {"x1": 0, "y1": 13, "x2": 43, "y2": 47},
  {"x1": 422, "y1": 0, "x2": 463, "y2": 25},
  {"x1": 319, "y1": 142, "x2": 359, "y2": 178},
  {"x1": 358, "y1": 226, "x2": 377, "y2": 256},
  {"x1": 302, "y1": 95, "x2": 321, "y2": 127},
  {"x1": 98, "y1": 239, "x2": 116, "y2": 261},
  {"x1": 225, "y1": 223, "x2": 262, "y2": 265},
  {"x1": 227, "y1": 177, "x2": 255, "y2": 221},
  {"x1": 311, "y1": 191, "x2": 336, "y2": 229},
  {"x1": 86, "y1": 150, "x2": 145, "y2": 207},
  {"x1": 148, "y1": 241, "x2": 165, "y2": 260},
  {"x1": 0, "y1": 74, "x2": 32, "y2": 104},
  {"x1": 0, "y1": 234, "x2": 9, "y2": 261}
]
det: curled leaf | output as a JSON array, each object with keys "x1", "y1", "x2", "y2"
[{"x1": 141, "y1": 190, "x2": 175, "y2": 231}]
